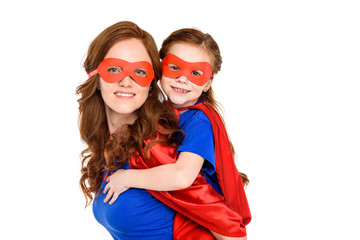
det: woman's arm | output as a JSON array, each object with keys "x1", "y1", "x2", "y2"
[{"x1": 103, "y1": 151, "x2": 204, "y2": 204}]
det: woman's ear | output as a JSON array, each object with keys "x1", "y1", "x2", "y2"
[{"x1": 97, "y1": 79, "x2": 101, "y2": 90}]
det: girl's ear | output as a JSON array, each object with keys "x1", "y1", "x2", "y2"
[{"x1": 204, "y1": 78, "x2": 213, "y2": 92}]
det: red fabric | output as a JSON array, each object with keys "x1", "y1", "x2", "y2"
[
  {"x1": 128, "y1": 102, "x2": 251, "y2": 239},
  {"x1": 189, "y1": 103, "x2": 252, "y2": 226},
  {"x1": 162, "y1": 53, "x2": 213, "y2": 86},
  {"x1": 88, "y1": 58, "x2": 154, "y2": 86}
]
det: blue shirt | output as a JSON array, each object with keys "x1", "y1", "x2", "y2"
[
  {"x1": 178, "y1": 108, "x2": 222, "y2": 194},
  {"x1": 93, "y1": 163, "x2": 174, "y2": 240}
]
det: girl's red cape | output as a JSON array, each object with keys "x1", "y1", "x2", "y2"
[{"x1": 129, "y1": 102, "x2": 251, "y2": 239}]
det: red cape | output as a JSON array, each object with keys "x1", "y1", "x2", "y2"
[{"x1": 129, "y1": 102, "x2": 251, "y2": 239}]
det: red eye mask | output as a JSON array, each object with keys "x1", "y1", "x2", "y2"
[
  {"x1": 162, "y1": 53, "x2": 213, "y2": 86},
  {"x1": 88, "y1": 58, "x2": 155, "y2": 87}
]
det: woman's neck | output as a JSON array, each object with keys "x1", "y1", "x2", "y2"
[{"x1": 106, "y1": 109, "x2": 137, "y2": 134}]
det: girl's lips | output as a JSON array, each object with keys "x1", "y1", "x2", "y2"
[{"x1": 171, "y1": 86, "x2": 190, "y2": 94}]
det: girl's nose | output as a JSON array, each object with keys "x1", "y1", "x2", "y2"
[{"x1": 175, "y1": 75, "x2": 189, "y2": 84}]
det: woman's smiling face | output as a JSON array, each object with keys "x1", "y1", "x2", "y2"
[{"x1": 99, "y1": 38, "x2": 152, "y2": 126}]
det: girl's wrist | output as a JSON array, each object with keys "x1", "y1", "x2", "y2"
[{"x1": 123, "y1": 169, "x2": 138, "y2": 188}]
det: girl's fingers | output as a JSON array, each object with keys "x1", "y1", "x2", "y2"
[
  {"x1": 109, "y1": 192, "x2": 120, "y2": 205},
  {"x1": 103, "y1": 182, "x2": 110, "y2": 194},
  {"x1": 103, "y1": 189, "x2": 113, "y2": 203}
]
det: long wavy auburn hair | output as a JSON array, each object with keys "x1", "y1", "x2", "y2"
[
  {"x1": 160, "y1": 28, "x2": 249, "y2": 187},
  {"x1": 77, "y1": 21, "x2": 182, "y2": 206}
]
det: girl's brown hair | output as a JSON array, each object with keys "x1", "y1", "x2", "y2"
[
  {"x1": 160, "y1": 28, "x2": 249, "y2": 187},
  {"x1": 77, "y1": 21, "x2": 181, "y2": 206}
]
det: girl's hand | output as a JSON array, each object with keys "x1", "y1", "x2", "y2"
[{"x1": 103, "y1": 169, "x2": 129, "y2": 205}]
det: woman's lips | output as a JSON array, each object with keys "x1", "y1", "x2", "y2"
[{"x1": 114, "y1": 91, "x2": 135, "y2": 97}]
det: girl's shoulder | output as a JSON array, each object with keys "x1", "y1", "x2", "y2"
[{"x1": 180, "y1": 108, "x2": 211, "y2": 126}]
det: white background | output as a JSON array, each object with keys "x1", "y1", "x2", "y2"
[{"x1": 0, "y1": 0, "x2": 359, "y2": 239}]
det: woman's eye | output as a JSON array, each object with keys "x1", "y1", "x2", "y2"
[
  {"x1": 108, "y1": 66, "x2": 122, "y2": 74},
  {"x1": 134, "y1": 68, "x2": 147, "y2": 77},
  {"x1": 169, "y1": 64, "x2": 180, "y2": 71},
  {"x1": 191, "y1": 70, "x2": 203, "y2": 76}
]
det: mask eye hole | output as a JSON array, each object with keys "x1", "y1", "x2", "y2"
[
  {"x1": 134, "y1": 68, "x2": 147, "y2": 77},
  {"x1": 191, "y1": 70, "x2": 203, "y2": 76},
  {"x1": 169, "y1": 64, "x2": 180, "y2": 71},
  {"x1": 107, "y1": 66, "x2": 122, "y2": 74}
]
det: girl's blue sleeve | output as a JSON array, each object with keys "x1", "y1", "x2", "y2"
[{"x1": 177, "y1": 112, "x2": 215, "y2": 175}]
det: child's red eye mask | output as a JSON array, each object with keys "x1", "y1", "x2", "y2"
[
  {"x1": 162, "y1": 53, "x2": 213, "y2": 86},
  {"x1": 88, "y1": 58, "x2": 155, "y2": 87}
]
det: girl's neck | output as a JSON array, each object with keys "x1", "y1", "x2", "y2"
[
  {"x1": 174, "y1": 106, "x2": 190, "y2": 114},
  {"x1": 170, "y1": 100, "x2": 201, "y2": 114}
]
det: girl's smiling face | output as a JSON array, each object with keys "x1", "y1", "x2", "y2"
[{"x1": 160, "y1": 43, "x2": 213, "y2": 109}]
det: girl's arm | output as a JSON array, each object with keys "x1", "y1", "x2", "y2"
[
  {"x1": 103, "y1": 155, "x2": 248, "y2": 240},
  {"x1": 103, "y1": 151, "x2": 204, "y2": 204},
  {"x1": 210, "y1": 231, "x2": 247, "y2": 240}
]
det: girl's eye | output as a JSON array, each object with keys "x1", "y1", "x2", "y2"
[
  {"x1": 134, "y1": 68, "x2": 147, "y2": 77},
  {"x1": 108, "y1": 66, "x2": 122, "y2": 74},
  {"x1": 169, "y1": 64, "x2": 180, "y2": 71},
  {"x1": 191, "y1": 70, "x2": 203, "y2": 76}
]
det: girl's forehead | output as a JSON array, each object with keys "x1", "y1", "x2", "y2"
[{"x1": 168, "y1": 43, "x2": 211, "y2": 64}]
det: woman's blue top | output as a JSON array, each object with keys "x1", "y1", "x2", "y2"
[{"x1": 93, "y1": 163, "x2": 175, "y2": 240}]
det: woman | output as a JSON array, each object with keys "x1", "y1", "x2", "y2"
[{"x1": 77, "y1": 21, "x2": 181, "y2": 239}]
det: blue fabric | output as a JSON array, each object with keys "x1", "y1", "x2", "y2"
[
  {"x1": 93, "y1": 163, "x2": 174, "y2": 240},
  {"x1": 178, "y1": 108, "x2": 222, "y2": 194}
]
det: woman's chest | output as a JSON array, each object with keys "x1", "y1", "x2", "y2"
[{"x1": 93, "y1": 181, "x2": 174, "y2": 238}]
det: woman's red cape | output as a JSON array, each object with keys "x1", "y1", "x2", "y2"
[{"x1": 129, "y1": 102, "x2": 251, "y2": 239}]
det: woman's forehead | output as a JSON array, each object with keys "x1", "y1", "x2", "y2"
[{"x1": 105, "y1": 38, "x2": 151, "y2": 63}]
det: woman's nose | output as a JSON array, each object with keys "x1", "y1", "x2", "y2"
[{"x1": 118, "y1": 76, "x2": 134, "y2": 87}]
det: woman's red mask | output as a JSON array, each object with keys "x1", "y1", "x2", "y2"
[
  {"x1": 88, "y1": 58, "x2": 155, "y2": 87},
  {"x1": 162, "y1": 53, "x2": 213, "y2": 86}
]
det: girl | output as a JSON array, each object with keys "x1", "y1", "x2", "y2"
[{"x1": 104, "y1": 28, "x2": 251, "y2": 239}]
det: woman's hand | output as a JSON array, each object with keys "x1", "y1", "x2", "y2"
[{"x1": 103, "y1": 169, "x2": 129, "y2": 205}]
